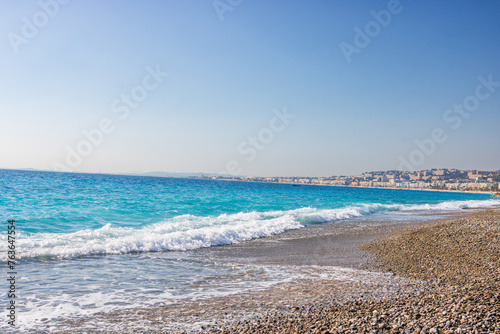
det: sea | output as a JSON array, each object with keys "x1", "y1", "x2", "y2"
[{"x1": 1, "y1": 169, "x2": 499, "y2": 333}]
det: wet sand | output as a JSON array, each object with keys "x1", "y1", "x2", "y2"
[{"x1": 200, "y1": 215, "x2": 446, "y2": 268}]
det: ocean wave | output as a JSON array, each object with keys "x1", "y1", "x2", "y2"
[
  {"x1": 9, "y1": 199, "x2": 500, "y2": 259},
  {"x1": 401, "y1": 198, "x2": 500, "y2": 211},
  {"x1": 14, "y1": 211, "x2": 303, "y2": 259}
]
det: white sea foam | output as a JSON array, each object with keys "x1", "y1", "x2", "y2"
[
  {"x1": 7, "y1": 262, "x2": 408, "y2": 333},
  {"x1": 17, "y1": 210, "x2": 303, "y2": 259},
  {"x1": 10, "y1": 199, "x2": 500, "y2": 260},
  {"x1": 402, "y1": 199, "x2": 500, "y2": 211}
]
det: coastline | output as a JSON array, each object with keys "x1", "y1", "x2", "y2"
[
  {"x1": 49, "y1": 207, "x2": 498, "y2": 333},
  {"x1": 11, "y1": 171, "x2": 500, "y2": 334},
  {"x1": 201, "y1": 207, "x2": 500, "y2": 333},
  {"x1": 56, "y1": 214, "x2": 438, "y2": 333},
  {"x1": 33, "y1": 207, "x2": 500, "y2": 333},
  {"x1": 208, "y1": 178, "x2": 497, "y2": 195}
]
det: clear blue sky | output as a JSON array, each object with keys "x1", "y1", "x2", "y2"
[{"x1": 1, "y1": 0, "x2": 499, "y2": 177}]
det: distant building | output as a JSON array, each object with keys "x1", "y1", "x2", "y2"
[{"x1": 433, "y1": 169, "x2": 446, "y2": 176}]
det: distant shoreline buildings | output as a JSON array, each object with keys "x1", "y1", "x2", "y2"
[{"x1": 200, "y1": 169, "x2": 500, "y2": 192}]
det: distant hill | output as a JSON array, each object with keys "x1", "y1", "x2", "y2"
[
  {"x1": 132, "y1": 171, "x2": 232, "y2": 178},
  {"x1": 1, "y1": 168, "x2": 232, "y2": 179}
]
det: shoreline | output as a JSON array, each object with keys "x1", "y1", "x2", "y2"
[
  {"x1": 34, "y1": 207, "x2": 499, "y2": 333},
  {"x1": 208, "y1": 178, "x2": 497, "y2": 195},
  {"x1": 203, "y1": 207, "x2": 500, "y2": 333},
  {"x1": 57, "y1": 215, "x2": 437, "y2": 333}
]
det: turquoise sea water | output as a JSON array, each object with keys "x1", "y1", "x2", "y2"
[{"x1": 1, "y1": 169, "x2": 499, "y2": 332}]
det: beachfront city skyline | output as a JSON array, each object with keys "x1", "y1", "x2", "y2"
[
  {"x1": 205, "y1": 168, "x2": 500, "y2": 192},
  {"x1": 1, "y1": 1, "x2": 499, "y2": 177}
]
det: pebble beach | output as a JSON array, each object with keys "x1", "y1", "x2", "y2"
[
  {"x1": 38, "y1": 208, "x2": 500, "y2": 333},
  {"x1": 198, "y1": 208, "x2": 500, "y2": 334}
]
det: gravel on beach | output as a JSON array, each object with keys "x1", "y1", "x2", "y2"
[
  {"x1": 201, "y1": 209, "x2": 500, "y2": 334},
  {"x1": 52, "y1": 209, "x2": 500, "y2": 333}
]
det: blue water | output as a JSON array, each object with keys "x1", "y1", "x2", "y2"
[{"x1": 1, "y1": 169, "x2": 498, "y2": 332}]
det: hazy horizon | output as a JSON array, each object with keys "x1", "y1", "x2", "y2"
[
  {"x1": 2, "y1": 1, "x2": 499, "y2": 177},
  {"x1": 4, "y1": 166, "x2": 499, "y2": 180}
]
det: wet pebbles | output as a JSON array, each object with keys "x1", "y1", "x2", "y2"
[{"x1": 200, "y1": 209, "x2": 500, "y2": 333}]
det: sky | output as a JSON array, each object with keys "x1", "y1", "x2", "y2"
[{"x1": 1, "y1": 0, "x2": 499, "y2": 177}]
